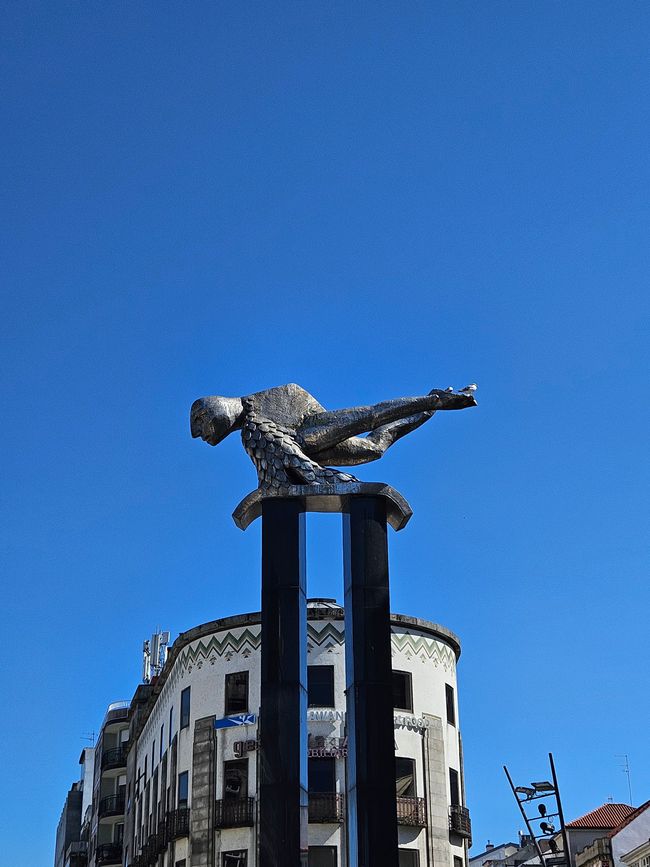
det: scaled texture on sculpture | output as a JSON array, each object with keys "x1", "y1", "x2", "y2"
[{"x1": 191, "y1": 383, "x2": 476, "y2": 495}]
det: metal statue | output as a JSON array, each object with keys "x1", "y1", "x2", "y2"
[{"x1": 191, "y1": 382, "x2": 476, "y2": 493}]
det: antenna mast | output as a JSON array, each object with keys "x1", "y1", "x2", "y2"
[{"x1": 615, "y1": 755, "x2": 633, "y2": 806}]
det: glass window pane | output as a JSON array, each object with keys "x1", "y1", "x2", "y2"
[
  {"x1": 180, "y1": 687, "x2": 191, "y2": 729},
  {"x1": 225, "y1": 671, "x2": 249, "y2": 715},
  {"x1": 395, "y1": 757, "x2": 416, "y2": 797},
  {"x1": 223, "y1": 852, "x2": 247, "y2": 867},
  {"x1": 308, "y1": 846, "x2": 337, "y2": 867},
  {"x1": 223, "y1": 759, "x2": 248, "y2": 799},
  {"x1": 178, "y1": 771, "x2": 188, "y2": 808},
  {"x1": 446, "y1": 684, "x2": 456, "y2": 726},
  {"x1": 399, "y1": 851, "x2": 420, "y2": 867},
  {"x1": 392, "y1": 671, "x2": 413, "y2": 711},
  {"x1": 308, "y1": 757, "x2": 336, "y2": 793},
  {"x1": 449, "y1": 768, "x2": 460, "y2": 806},
  {"x1": 308, "y1": 666, "x2": 335, "y2": 707}
]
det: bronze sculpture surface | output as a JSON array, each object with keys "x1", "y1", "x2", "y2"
[{"x1": 191, "y1": 383, "x2": 476, "y2": 528}]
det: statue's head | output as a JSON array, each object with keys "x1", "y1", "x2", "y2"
[{"x1": 190, "y1": 395, "x2": 244, "y2": 445}]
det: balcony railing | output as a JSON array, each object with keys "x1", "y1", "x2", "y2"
[
  {"x1": 98, "y1": 794, "x2": 125, "y2": 818},
  {"x1": 101, "y1": 747, "x2": 127, "y2": 771},
  {"x1": 155, "y1": 820, "x2": 168, "y2": 853},
  {"x1": 64, "y1": 840, "x2": 88, "y2": 864},
  {"x1": 308, "y1": 793, "x2": 345, "y2": 823},
  {"x1": 145, "y1": 835, "x2": 159, "y2": 865},
  {"x1": 215, "y1": 797, "x2": 255, "y2": 828},
  {"x1": 449, "y1": 804, "x2": 472, "y2": 839},
  {"x1": 396, "y1": 796, "x2": 427, "y2": 826},
  {"x1": 167, "y1": 807, "x2": 190, "y2": 839},
  {"x1": 96, "y1": 842, "x2": 123, "y2": 865}
]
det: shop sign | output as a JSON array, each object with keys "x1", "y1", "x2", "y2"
[
  {"x1": 233, "y1": 738, "x2": 257, "y2": 758},
  {"x1": 394, "y1": 714, "x2": 429, "y2": 731},
  {"x1": 307, "y1": 709, "x2": 346, "y2": 722},
  {"x1": 214, "y1": 713, "x2": 257, "y2": 730},
  {"x1": 308, "y1": 734, "x2": 348, "y2": 758}
]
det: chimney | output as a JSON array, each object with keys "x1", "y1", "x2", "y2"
[{"x1": 486, "y1": 842, "x2": 494, "y2": 851}]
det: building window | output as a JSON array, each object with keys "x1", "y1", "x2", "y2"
[
  {"x1": 176, "y1": 861, "x2": 186, "y2": 867},
  {"x1": 169, "y1": 706, "x2": 174, "y2": 745},
  {"x1": 160, "y1": 724, "x2": 164, "y2": 759},
  {"x1": 178, "y1": 771, "x2": 189, "y2": 808},
  {"x1": 225, "y1": 671, "x2": 249, "y2": 715},
  {"x1": 308, "y1": 847, "x2": 337, "y2": 867},
  {"x1": 392, "y1": 671, "x2": 413, "y2": 711},
  {"x1": 395, "y1": 757, "x2": 416, "y2": 797},
  {"x1": 308, "y1": 757, "x2": 336, "y2": 793},
  {"x1": 223, "y1": 759, "x2": 248, "y2": 799},
  {"x1": 151, "y1": 739, "x2": 156, "y2": 770},
  {"x1": 446, "y1": 684, "x2": 456, "y2": 726},
  {"x1": 308, "y1": 666, "x2": 335, "y2": 707},
  {"x1": 180, "y1": 687, "x2": 191, "y2": 729},
  {"x1": 449, "y1": 768, "x2": 460, "y2": 806},
  {"x1": 454, "y1": 857, "x2": 464, "y2": 867},
  {"x1": 223, "y1": 852, "x2": 247, "y2": 866},
  {"x1": 399, "y1": 851, "x2": 420, "y2": 867}
]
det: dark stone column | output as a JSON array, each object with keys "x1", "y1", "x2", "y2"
[
  {"x1": 259, "y1": 498, "x2": 308, "y2": 867},
  {"x1": 344, "y1": 496, "x2": 399, "y2": 867}
]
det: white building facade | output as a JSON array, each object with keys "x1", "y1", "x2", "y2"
[{"x1": 84, "y1": 599, "x2": 470, "y2": 867}]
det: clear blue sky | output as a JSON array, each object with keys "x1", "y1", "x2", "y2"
[{"x1": 2, "y1": 3, "x2": 648, "y2": 864}]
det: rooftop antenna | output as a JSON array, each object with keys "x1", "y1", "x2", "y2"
[
  {"x1": 615, "y1": 755, "x2": 633, "y2": 806},
  {"x1": 143, "y1": 628, "x2": 171, "y2": 683},
  {"x1": 81, "y1": 731, "x2": 96, "y2": 747}
]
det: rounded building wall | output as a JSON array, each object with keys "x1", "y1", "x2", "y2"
[{"x1": 126, "y1": 602, "x2": 469, "y2": 867}]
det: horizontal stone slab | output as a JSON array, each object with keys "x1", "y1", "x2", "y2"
[{"x1": 233, "y1": 482, "x2": 412, "y2": 532}]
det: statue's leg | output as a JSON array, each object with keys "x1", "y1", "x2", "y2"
[
  {"x1": 301, "y1": 394, "x2": 443, "y2": 454},
  {"x1": 311, "y1": 411, "x2": 434, "y2": 467}
]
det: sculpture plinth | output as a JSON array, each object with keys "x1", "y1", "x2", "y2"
[
  {"x1": 233, "y1": 481, "x2": 413, "y2": 531},
  {"x1": 191, "y1": 382, "x2": 477, "y2": 867}
]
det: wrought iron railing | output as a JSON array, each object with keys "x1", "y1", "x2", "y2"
[
  {"x1": 215, "y1": 797, "x2": 255, "y2": 828},
  {"x1": 449, "y1": 804, "x2": 472, "y2": 838},
  {"x1": 167, "y1": 807, "x2": 190, "y2": 839},
  {"x1": 98, "y1": 794, "x2": 125, "y2": 818},
  {"x1": 155, "y1": 820, "x2": 168, "y2": 853},
  {"x1": 96, "y1": 842, "x2": 123, "y2": 865},
  {"x1": 101, "y1": 747, "x2": 127, "y2": 771},
  {"x1": 396, "y1": 796, "x2": 427, "y2": 826},
  {"x1": 308, "y1": 793, "x2": 345, "y2": 823}
]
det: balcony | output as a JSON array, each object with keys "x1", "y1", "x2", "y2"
[
  {"x1": 155, "y1": 820, "x2": 168, "y2": 853},
  {"x1": 396, "y1": 796, "x2": 427, "y2": 827},
  {"x1": 308, "y1": 793, "x2": 345, "y2": 823},
  {"x1": 96, "y1": 842, "x2": 122, "y2": 865},
  {"x1": 167, "y1": 807, "x2": 190, "y2": 839},
  {"x1": 145, "y1": 835, "x2": 159, "y2": 865},
  {"x1": 98, "y1": 794, "x2": 125, "y2": 819},
  {"x1": 449, "y1": 804, "x2": 472, "y2": 839},
  {"x1": 101, "y1": 747, "x2": 127, "y2": 772},
  {"x1": 215, "y1": 797, "x2": 255, "y2": 828},
  {"x1": 64, "y1": 840, "x2": 88, "y2": 867}
]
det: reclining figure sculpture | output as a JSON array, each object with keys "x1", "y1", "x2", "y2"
[{"x1": 191, "y1": 382, "x2": 476, "y2": 495}]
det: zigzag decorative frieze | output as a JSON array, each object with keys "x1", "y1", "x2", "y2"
[
  {"x1": 307, "y1": 622, "x2": 345, "y2": 647},
  {"x1": 390, "y1": 631, "x2": 456, "y2": 671},
  {"x1": 171, "y1": 623, "x2": 454, "y2": 679},
  {"x1": 179, "y1": 627, "x2": 261, "y2": 672}
]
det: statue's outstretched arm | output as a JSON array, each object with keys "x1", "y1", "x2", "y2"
[{"x1": 300, "y1": 391, "x2": 473, "y2": 455}]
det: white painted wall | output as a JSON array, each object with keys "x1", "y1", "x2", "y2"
[{"x1": 130, "y1": 604, "x2": 465, "y2": 867}]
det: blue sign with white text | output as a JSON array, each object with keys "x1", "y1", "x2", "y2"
[{"x1": 214, "y1": 713, "x2": 257, "y2": 729}]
